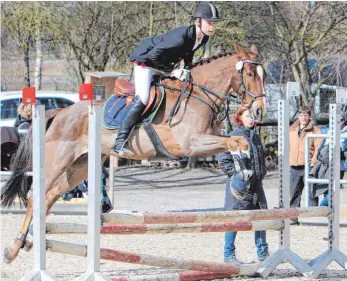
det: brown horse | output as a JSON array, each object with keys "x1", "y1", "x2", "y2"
[{"x1": 1, "y1": 44, "x2": 267, "y2": 263}]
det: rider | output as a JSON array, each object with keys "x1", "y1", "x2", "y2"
[{"x1": 112, "y1": 2, "x2": 220, "y2": 156}]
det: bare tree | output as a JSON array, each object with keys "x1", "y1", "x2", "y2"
[
  {"x1": 1, "y1": 2, "x2": 35, "y2": 87},
  {"x1": 268, "y1": 2, "x2": 347, "y2": 113}
]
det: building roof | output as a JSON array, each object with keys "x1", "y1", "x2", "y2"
[{"x1": 85, "y1": 72, "x2": 130, "y2": 78}]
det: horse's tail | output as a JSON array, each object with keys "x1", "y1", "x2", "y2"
[
  {"x1": 1, "y1": 126, "x2": 33, "y2": 207},
  {"x1": 0, "y1": 108, "x2": 62, "y2": 208}
]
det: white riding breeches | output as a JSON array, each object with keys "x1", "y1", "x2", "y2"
[{"x1": 134, "y1": 64, "x2": 153, "y2": 105}]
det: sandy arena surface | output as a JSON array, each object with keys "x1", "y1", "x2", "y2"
[{"x1": 1, "y1": 167, "x2": 347, "y2": 281}]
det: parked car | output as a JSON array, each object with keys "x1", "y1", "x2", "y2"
[{"x1": 0, "y1": 90, "x2": 80, "y2": 127}]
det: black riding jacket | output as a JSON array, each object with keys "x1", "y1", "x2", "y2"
[{"x1": 129, "y1": 25, "x2": 209, "y2": 72}]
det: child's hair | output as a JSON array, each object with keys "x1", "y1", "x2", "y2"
[{"x1": 233, "y1": 107, "x2": 248, "y2": 126}]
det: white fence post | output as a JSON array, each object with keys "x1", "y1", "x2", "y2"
[
  {"x1": 76, "y1": 104, "x2": 110, "y2": 281},
  {"x1": 20, "y1": 105, "x2": 55, "y2": 281}
]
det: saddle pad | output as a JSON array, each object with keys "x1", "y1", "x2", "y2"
[{"x1": 102, "y1": 87, "x2": 164, "y2": 130}]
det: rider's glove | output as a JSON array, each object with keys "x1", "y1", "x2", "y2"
[{"x1": 170, "y1": 69, "x2": 190, "y2": 81}]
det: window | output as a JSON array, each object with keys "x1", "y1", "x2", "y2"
[
  {"x1": 0, "y1": 99, "x2": 20, "y2": 119},
  {"x1": 36, "y1": 98, "x2": 74, "y2": 110},
  {"x1": 54, "y1": 98, "x2": 74, "y2": 108},
  {"x1": 0, "y1": 97, "x2": 75, "y2": 121}
]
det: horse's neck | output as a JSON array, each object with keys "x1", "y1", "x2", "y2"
[{"x1": 190, "y1": 62, "x2": 235, "y2": 108}]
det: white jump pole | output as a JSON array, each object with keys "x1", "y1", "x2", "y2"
[
  {"x1": 76, "y1": 104, "x2": 110, "y2": 281},
  {"x1": 20, "y1": 104, "x2": 55, "y2": 281},
  {"x1": 258, "y1": 99, "x2": 311, "y2": 277}
]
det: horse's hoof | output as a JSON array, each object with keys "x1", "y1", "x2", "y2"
[
  {"x1": 3, "y1": 247, "x2": 16, "y2": 264},
  {"x1": 23, "y1": 238, "x2": 33, "y2": 252}
]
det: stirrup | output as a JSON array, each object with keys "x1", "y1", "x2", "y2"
[{"x1": 118, "y1": 143, "x2": 133, "y2": 157}]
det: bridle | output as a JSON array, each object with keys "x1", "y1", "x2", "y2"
[{"x1": 235, "y1": 59, "x2": 266, "y2": 109}]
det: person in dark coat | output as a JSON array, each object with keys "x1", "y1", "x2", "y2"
[
  {"x1": 217, "y1": 107, "x2": 269, "y2": 265},
  {"x1": 112, "y1": 2, "x2": 220, "y2": 156}
]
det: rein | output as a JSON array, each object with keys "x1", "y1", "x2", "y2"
[{"x1": 156, "y1": 77, "x2": 238, "y2": 127}]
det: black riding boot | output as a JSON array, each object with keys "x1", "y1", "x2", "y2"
[{"x1": 112, "y1": 96, "x2": 146, "y2": 156}]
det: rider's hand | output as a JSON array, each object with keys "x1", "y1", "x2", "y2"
[{"x1": 170, "y1": 69, "x2": 190, "y2": 81}]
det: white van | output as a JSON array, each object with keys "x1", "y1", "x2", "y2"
[{"x1": 0, "y1": 91, "x2": 80, "y2": 127}]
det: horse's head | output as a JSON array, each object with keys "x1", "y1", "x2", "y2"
[{"x1": 232, "y1": 44, "x2": 267, "y2": 122}]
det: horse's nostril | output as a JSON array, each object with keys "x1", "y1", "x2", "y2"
[{"x1": 256, "y1": 108, "x2": 261, "y2": 116}]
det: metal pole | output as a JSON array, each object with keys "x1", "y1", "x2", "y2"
[
  {"x1": 109, "y1": 156, "x2": 115, "y2": 206},
  {"x1": 304, "y1": 136, "x2": 311, "y2": 207},
  {"x1": 328, "y1": 104, "x2": 340, "y2": 251},
  {"x1": 88, "y1": 104, "x2": 101, "y2": 271},
  {"x1": 278, "y1": 100, "x2": 290, "y2": 248},
  {"x1": 33, "y1": 105, "x2": 46, "y2": 271}
]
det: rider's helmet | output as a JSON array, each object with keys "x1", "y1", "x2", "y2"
[{"x1": 193, "y1": 2, "x2": 220, "y2": 22}]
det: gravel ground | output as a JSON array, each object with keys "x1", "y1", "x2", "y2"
[{"x1": 1, "y1": 167, "x2": 347, "y2": 281}]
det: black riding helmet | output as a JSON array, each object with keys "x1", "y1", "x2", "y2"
[{"x1": 193, "y1": 2, "x2": 220, "y2": 22}]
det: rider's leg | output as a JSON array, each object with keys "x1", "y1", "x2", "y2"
[{"x1": 112, "y1": 65, "x2": 152, "y2": 156}]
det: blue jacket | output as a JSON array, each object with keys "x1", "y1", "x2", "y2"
[
  {"x1": 129, "y1": 25, "x2": 209, "y2": 72},
  {"x1": 218, "y1": 126, "x2": 268, "y2": 210}
]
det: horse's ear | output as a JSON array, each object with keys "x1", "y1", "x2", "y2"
[
  {"x1": 234, "y1": 44, "x2": 247, "y2": 57},
  {"x1": 250, "y1": 44, "x2": 259, "y2": 58}
]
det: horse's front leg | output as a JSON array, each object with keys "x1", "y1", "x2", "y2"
[{"x1": 183, "y1": 134, "x2": 248, "y2": 157}]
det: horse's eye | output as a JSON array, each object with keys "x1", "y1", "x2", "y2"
[{"x1": 247, "y1": 72, "x2": 254, "y2": 77}]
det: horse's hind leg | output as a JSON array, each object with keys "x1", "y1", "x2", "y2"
[
  {"x1": 3, "y1": 195, "x2": 34, "y2": 263},
  {"x1": 3, "y1": 153, "x2": 90, "y2": 263},
  {"x1": 3, "y1": 144, "x2": 79, "y2": 264}
]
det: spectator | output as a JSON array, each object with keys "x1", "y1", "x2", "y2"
[
  {"x1": 14, "y1": 102, "x2": 32, "y2": 128},
  {"x1": 218, "y1": 107, "x2": 269, "y2": 265},
  {"x1": 289, "y1": 106, "x2": 322, "y2": 225}
]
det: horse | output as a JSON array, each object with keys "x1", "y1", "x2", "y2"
[{"x1": 1, "y1": 44, "x2": 267, "y2": 263}]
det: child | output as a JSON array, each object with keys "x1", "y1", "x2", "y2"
[{"x1": 217, "y1": 107, "x2": 269, "y2": 264}]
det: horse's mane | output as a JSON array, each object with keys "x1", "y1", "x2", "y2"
[{"x1": 188, "y1": 51, "x2": 235, "y2": 70}]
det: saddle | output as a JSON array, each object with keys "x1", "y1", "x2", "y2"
[{"x1": 114, "y1": 79, "x2": 163, "y2": 116}]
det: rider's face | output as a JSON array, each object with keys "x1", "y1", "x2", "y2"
[{"x1": 196, "y1": 19, "x2": 217, "y2": 37}]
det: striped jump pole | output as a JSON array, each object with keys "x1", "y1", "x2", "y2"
[
  {"x1": 46, "y1": 220, "x2": 283, "y2": 235},
  {"x1": 110, "y1": 271, "x2": 232, "y2": 281},
  {"x1": 46, "y1": 240, "x2": 258, "y2": 276},
  {"x1": 101, "y1": 206, "x2": 330, "y2": 225}
]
